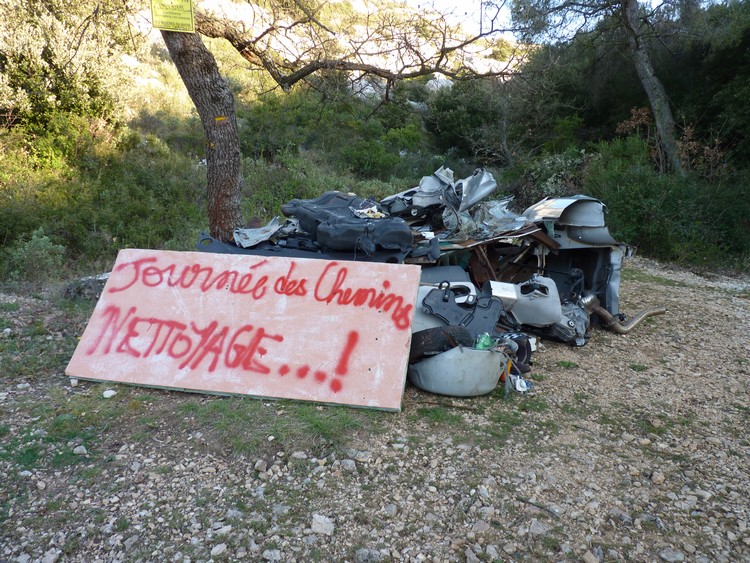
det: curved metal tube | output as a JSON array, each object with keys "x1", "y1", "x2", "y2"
[{"x1": 594, "y1": 304, "x2": 666, "y2": 335}]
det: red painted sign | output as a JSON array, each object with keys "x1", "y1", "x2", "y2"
[{"x1": 66, "y1": 249, "x2": 421, "y2": 410}]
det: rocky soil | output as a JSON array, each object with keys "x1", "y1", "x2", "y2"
[{"x1": 1, "y1": 256, "x2": 749, "y2": 562}]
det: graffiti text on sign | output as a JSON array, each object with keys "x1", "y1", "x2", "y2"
[
  {"x1": 106, "y1": 256, "x2": 413, "y2": 331},
  {"x1": 273, "y1": 262, "x2": 308, "y2": 296},
  {"x1": 108, "y1": 256, "x2": 270, "y2": 299},
  {"x1": 84, "y1": 305, "x2": 362, "y2": 393},
  {"x1": 85, "y1": 305, "x2": 283, "y2": 374},
  {"x1": 314, "y1": 262, "x2": 413, "y2": 330},
  {"x1": 275, "y1": 330, "x2": 360, "y2": 393}
]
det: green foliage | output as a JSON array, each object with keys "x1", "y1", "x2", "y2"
[
  {"x1": 519, "y1": 147, "x2": 590, "y2": 204},
  {"x1": 377, "y1": 79, "x2": 431, "y2": 130},
  {"x1": 530, "y1": 29, "x2": 641, "y2": 140},
  {"x1": 488, "y1": 37, "x2": 516, "y2": 61},
  {"x1": 0, "y1": 113, "x2": 206, "y2": 275},
  {"x1": 177, "y1": 397, "x2": 378, "y2": 456},
  {"x1": 425, "y1": 79, "x2": 494, "y2": 156},
  {"x1": 544, "y1": 116, "x2": 584, "y2": 153},
  {"x1": 414, "y1": 406, "x2": 464, "y2": 425},
  {"x1": 235, "y1": 84, "x2": 443, "y2": 186},
  {"x1": 653, "y1": 0, "x2": 750, "y2": 163},
  {"x1": 508, "y1": 0, "x2": 750, "y2": 174},
  {"x1": 4, "y1": 228, "x2": 65, "y2": 283},
  {"x1": 383, "y1": 124, "x2": 422, "y2": 153},
  {"x1": 237, "y1": 92, "x2": 310, "y2": 161},
  {"x1": 583, "y1": 136, "x2": 750, "y2": 268},
  {"x1": 0, "y1": 0, "x2": 139, "y2": 131},
  {"x1": 87, "y1": 133, "x2": 207, "y2": 252},
  {"x1": 341, "y1": 139, "x2": 401, "y2": 179},
  {"x1": 128, "y1": 110, "x2": 205, "y2": 158}
]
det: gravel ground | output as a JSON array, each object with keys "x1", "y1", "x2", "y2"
[{"x1": 1, "y1": 256, "x2": 749, "y2": 562}]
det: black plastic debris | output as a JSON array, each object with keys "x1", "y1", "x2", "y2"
[{"x1": 197, "y1": 166, "x2": 665, "y2": 397}]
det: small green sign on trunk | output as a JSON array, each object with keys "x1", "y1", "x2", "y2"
[{"x1": 151, "y1": 0, "x2": 195, "y2": 33}]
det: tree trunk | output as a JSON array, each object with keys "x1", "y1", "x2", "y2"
[
  {"x1": 621, "y1": 0, "x2": 682, "y2": 173},
  {"x1": 161, "y1": 31, "x2": 244, "y2": 241}
]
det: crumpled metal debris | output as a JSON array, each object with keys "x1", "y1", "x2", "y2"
[
  {"x1": 234, "y1": 217, "x2": 302, "y2": 248},
  {"x1": 198, "y1": 166, "x2": 666, "y2": 397}
]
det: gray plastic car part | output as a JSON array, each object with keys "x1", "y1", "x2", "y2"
[
  {"x1": 489, "y1": 275, "x2": 562, "y2": 327},
  {"x1": 408, "y1": 346, "x2": 508, "y2": 397}
]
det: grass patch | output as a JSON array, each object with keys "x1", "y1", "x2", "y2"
[
  {"x1": 598, "y1": 412, "x2": 622, "y2": 431},
  {"x1": 0, "y1": 296, "x2": 91, "y2": 382},
  {"x1": 50, "y1": 450, "x2": 85, "y2": 468},
  {"x1": 114, "y1": 516, "x2": 131, "y2": 532},
  {"x1": 635, "y1": 412, "x2": 692, "y2": 436},
  {"x1": 597, "y1": 406, "x2": 696, "y2": 440},
  {"x1": 518, "y1": 396, "x2": 549, "y2": 413},
  {"x1": 539, "y1": 531, "x2": 564, "y2": 552},
  {"x1": 0, "y1": 383, "x2": 164, "y2": 471},
  {"x1": 291, "y1": 403, "x2": 374, "y2": 442},
  {"x1": 414, "y1": 406, "x2": 464, "y2": 425},
  {"x1": 535, "y1": 419, "x2": 560, "y2": 437},
  {"x1": 557, "y1": 361, "x2": 579, "y2": 369},
  {"x1": 622, "y1": 268, "x2": 687, "y2": 287},
  {"x1": 14, "y1": 444, "x2": 42, "y2": 468},
  {"x1": 629, "y1": 363, "x2": 648, "y2": 372},
  {"x1": 561, "y1": 392, "x2": 600, "y2": 416},
  {"x1": 177, "y1": 397, "x2": 382, "y2": 457},
  {"x1": 77, "y1": 466, "x2": 104, "y2": 481},
  {"x1": 487, "y1": 408, "x2": 524, "y2": 445},
  {"x1": 560, "y1": 403, "x2": 581, "y2": 415}
]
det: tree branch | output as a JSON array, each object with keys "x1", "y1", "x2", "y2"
[{"x1": 194, "y1": 3, "x2": 517, "y2": 93}]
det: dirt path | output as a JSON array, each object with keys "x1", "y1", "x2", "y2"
[{"x1": 1, "y1": 256, "x2": 749, "y2": 562}]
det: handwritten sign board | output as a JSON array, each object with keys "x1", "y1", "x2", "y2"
[
  {"x1": 66, "y1": 249, "x2": 421, "y2": 411},
  {"x1": 151, "y1": 0, "x2": 195, "y2": 33}
]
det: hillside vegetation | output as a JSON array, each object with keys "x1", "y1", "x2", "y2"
[{"x1": 1, "y1": 0, "x2": 749, "y2": 284}]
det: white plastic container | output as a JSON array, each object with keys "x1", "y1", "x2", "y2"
[
  {"x1": 407, "y1": 347, "x2": 508, "y2": 397},
  {"x1": 489, "y1": 275, "x2": 562, "y2": 327}
]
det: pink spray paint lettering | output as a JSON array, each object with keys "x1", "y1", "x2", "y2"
[
  {"x1": 85, "y1": 305, "x2": 284, "y2": 374},
  {"x1": 313, "y1": 262, "x2": 413, "y2": 330},
  {"x1": 65, "y1": 249, "x2": 421, "y2": 410},
  {"x1": 109, "y1": 256, "x2": 270, "y2": 299}
]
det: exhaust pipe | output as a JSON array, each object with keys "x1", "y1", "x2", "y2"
[{"x1": 580, "y1": 292, "x2": 666, "y2": 335}]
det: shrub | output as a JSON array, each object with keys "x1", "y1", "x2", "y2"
[
  {"x1": 0, "y1": 118, "x2": 207, "y2": 272},
  {"x1": 340, "y1": 139, "x2": 400, "y2": 179},
  {"x1": 241, "y1": 151, "x2": 354, "y2": 220},
  {"x1": 523, "y1": 148, "x2": 591, "y2": 201},
  {"x1": 583, "y1": 136, "x2": 750, "y2": 269},
  {"x1": 3, "y1": 228, "x2": 66, "y2": 283}
]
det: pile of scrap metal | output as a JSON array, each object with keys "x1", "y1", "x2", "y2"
[{"x1": 198, "y1": 166, "x2": 665, "y2": 397}]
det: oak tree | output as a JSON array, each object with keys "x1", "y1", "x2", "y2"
[
  {"x1": 508, "y1": 0, "x2": 683, "y2": 172},
  {"x1": 162, "y1": 0, "x2": 518, "y2": 240}
]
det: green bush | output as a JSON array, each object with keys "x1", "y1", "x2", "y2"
[
  {"x1": 340, "y1": 139, "x2": 400, "y2": 179},
  {"x1": 241, "y1": 151, "x2": 354, "y2": 220},
  {"x1": 3, "y1": 228, "x2": 66, "y2": 283},
  {"x1": 236, "y1": 87, "x2": 440, "y2": 184},
  {"x1": 524, "y1": 148, "x2": 591, "y2": 200},
  {"x1": 0, "y1": 115, "x2": 207, "y2": 273},
  {"x1": 425, "y1": 80, "x2": 491, "y2": 156},
  {"x1": 583, "y1": 136, "x2": 750, "y2": 269}
]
